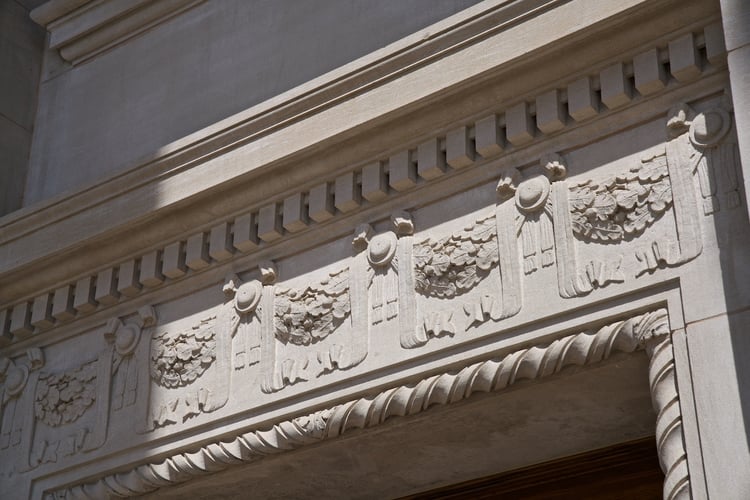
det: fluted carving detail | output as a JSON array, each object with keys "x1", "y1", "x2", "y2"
[
  {"x1": 635, "y1": 309, "x2": 690, "y2": 500},
  {"x1": 50, "y1": 310, "x2": 675, "y2": 499}
]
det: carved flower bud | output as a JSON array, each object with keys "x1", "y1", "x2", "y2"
[
  {"x1": 392, "y1": 211, "x2": 414, "y2": 236},
  {"x1": 541, "y1": 153, "x2": 566, "y2": 180},
  {"x1": 26, "y1": 347, "x2": 44, "y2": 370},
  {"x1": 259, "y1": 260, "x2": 278, "y2": 284},
  {"x1": 496, "y1": 168, "x2": 520, "y2": 200},
  {"x1": 666, "y1": 103, "x2": 694, "y2": 137},
  {"x1": 352, "y1": 223, "x2": 373, "y2": 253},
  {"x1": 222, "y1": 274, "x2": 240, "y2": 297}
]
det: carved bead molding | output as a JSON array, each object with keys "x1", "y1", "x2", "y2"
[
  {"x1": 30, "y1": 0, "x2": 204, "y2": 65},
  {"x1": 0, "y1": 23, "x2": 726, "y2": 346},
  {"x1": 48, "y1": 309, "x2": 691, "y2": 499}
]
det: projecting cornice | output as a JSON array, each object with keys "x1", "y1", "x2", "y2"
[
  {"x1": 0, "y1": 0, "x2": 727, "y2": 344},
  {"x1": 30, "y1": 0, "x2": 203, "y2": 65}
]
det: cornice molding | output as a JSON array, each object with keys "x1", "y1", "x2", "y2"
[
  {"x1": 30, "y1": 0, "x2": 204, "y2": 65},
  {"x1": 0, "y1": 0, "x2": 715, "y2": 305},
  {"x1": 0, "y1": 17, "x2": 728, "y2": 347},
  {"x1": 48, "y1": 309, "x2": 686, "y2": 499}
]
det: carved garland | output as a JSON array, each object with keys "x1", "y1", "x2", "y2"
[{"x1": 49, "y1": 309, "x2": 690, "y2": 500}]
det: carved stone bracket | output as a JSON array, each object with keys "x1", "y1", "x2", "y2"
[{"x1": 51, "y1": 308, "x2": 691, "y2": 499}]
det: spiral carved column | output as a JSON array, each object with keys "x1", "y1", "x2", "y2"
[{"x1": 635, "y1": 310, "x2": 691, "y2": 500}]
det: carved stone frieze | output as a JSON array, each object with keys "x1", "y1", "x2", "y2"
[
  {"x1": 150, "y1": 317, "x2": 215, "y2": 389},
  {"x1": 0, "y1": 308, "x2": 157, "y2": 475},
  {"x1": 568, "y1": 156, "x2": 672, "y2": 243},
  {"x1": 413, "y1": 214, "x2": 498, "y2": 298},
  {"x1": 34, "y1": 363, "x2": 97, "y2": 428},
  {"x1": 50, "y1": 309, "x2": 678, "y2": 499},
  {"x1": 274, "y1": 268, "x2": 350, "y2": 346}
]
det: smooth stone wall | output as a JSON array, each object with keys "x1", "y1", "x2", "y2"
[
  {"x1": 0, "y1": 0, "x2": 45, "y2": 216},
  {"x1": 23, "y1": 0, "x2": 480, "y2": 206}
]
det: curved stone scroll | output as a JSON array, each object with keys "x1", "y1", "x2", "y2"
[{"x1": 50, "y1": 309, "x2": 690, "y2": 499}]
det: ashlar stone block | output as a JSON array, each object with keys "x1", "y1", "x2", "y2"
[
  {"x1": 117, "y1": 259, "x2": 142, "y2": 296},
  {"x1": 95, "y1": 267, "x2": 120, "y2": 304},
  {"x1": 140, "y1": 250, "x2": 165, "y2": 287},
  {"x1": 600, "y1": 62, "x2": 632, "y2": 109},
  {"x1": 162, "y1": 242, "x2": 187, "y2": 278},
  {"x1": 704, "y1": 23, "x2": 726, "y2": 65},
  {"x1": 308, "y1": 183, "x2": 335, "y2": 222},
  {"x1": 474, "y1": 114, "x2": 503, "y2": 158},
  {"x1": 535, "y1": 89, "x2": 565, "y2": 133},
  {"x1": 361, "y1": 161, "x2": 388, "y2": 202},
  {"x1": 633, "y1": 49, "x2": 667, "y2": 95},
  {"x1": 73, "y1": 276, "x2": 97, "y2": 312},
  {"x1": 334, "y1": 172, "x2": 361, "y2": 213},
  {"x1": 10, "y1": 302, "x2": 33, "y2": 339},
  {"x1": 283, "y1": 193, "x2": 309, "y2": 232},
  {"x1": 505, "y1": 101, "x2": 534, "y2": 145},
  {"x1": 258, "y1": 204, "x2": 283, "y2": 242},
  {"x1": 52, "y1": 285, "x2": 76, "y2": 321},
  {"x1": 233, "y1": 213, "x2": 260, "y2": 252},
  {"x1": 446, "y1": 126, "x2": 474, "y2": 168},
  {"x1": 186, "y1": 233, "x2": 211, "y2": 270},
  {"x1": 567, "y1": 77, "x2": 599, "y2": 121},
  {"x1": 388, "y1": 150, "x2": 416, "y2": 191},
  {"x1": 417, "y1": 138, "x2": 446, "y2": 180},
  {"x1": 31, "y1": 293, "x2": 55, "y2": 330},
  {"x1": 209, "y1": 222, "x2": 235, "y2": 260},
  {"x1": 669, "y1": 33, "x2": 701, "y2": 82},
  {"x1": 0, "y1": 309, "x2": 11, "y2": 346}
]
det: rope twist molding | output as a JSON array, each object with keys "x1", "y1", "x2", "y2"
[{"x1": 50, "y1": 308, "x2": 690, "y2": 499}]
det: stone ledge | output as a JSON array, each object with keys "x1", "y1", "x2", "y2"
[
  {"x1": 1, "y1": 0, "x2": 700, "y2": 293},
  {"x1": 0, "y1": 18, "x2": 727, "y2": 347},
  {"x1": 30, "y1": 0, "x2": 204, "y2": 65}
]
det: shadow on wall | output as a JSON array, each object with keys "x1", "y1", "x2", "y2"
[
  {"x1": 21, "y1": 0, "x2": 482, "y2": 207},
  {"x1": 0, "y1": 0, "x2": 45, "y2": 215}
]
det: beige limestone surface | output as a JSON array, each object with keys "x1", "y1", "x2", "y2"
[{"x1": 1, "y1": 0, "x2": 749, "y2": 499}]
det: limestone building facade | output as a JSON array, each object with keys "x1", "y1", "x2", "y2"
[{"x1": 1, "y1": 0, "x2": 750, "y2": 498}]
